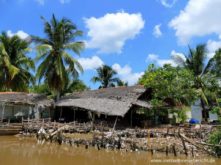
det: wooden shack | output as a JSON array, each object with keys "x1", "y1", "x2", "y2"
[
  {"x1": 0, "y1": 92, "x2": 53, "y2": 122},
  {"x1": 55, "y1": 86, "x2": 153, "y2": 127}
]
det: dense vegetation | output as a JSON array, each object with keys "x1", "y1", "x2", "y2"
[
  {"x1": 0, "y1": 15, "x2": 221, "y2": 117},
  {"x1": 0, "y1": 14, "x2": 221, "y2": 155}
]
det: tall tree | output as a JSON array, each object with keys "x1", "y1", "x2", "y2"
[
  {"x1": 0, "y1": 32, "x2": 34, "y2": 91},
  {"x1": 34, "y1": 15, "x2": 84, "y2": 100},
  {"x1": 117, "y1": 80, "x2": 128, "y2": 87},
  {"x1": 139, "y1": 64, "x2": 197, "y2": 107},
  {"x1": 176, "y1": 44, "x2": 220, "y2": 121},
  {"x1": 91, "y1": 65, "x2": 120, "y2": 88}
]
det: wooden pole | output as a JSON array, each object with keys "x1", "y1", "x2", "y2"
[
  {"x1": 172, "y1": 144, "x2": 177, "y2": 157},
  {"x1": 191, "y1": 146, "x2": 194, "y2": 157},
  {"x1": 112, "y1": 116, "x2": 118, "y2": 133},
  {"x1": 130, "y1": 109, "x2": 133, "y2": 127},
  {"x1": 180, "y1": 135, "x2": 188, "y2": 156},
  {"x1": 59, "y1": 107, "x2": 63, "y2": 119},
  {"x1": 1, "y1": 102, "x2": 5, "y2": 122},
  {"x1": 74, "y1": 109, "x2": 76, "y2": 122}
]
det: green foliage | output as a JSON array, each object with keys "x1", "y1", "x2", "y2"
[
  {"x1": 62, "y1": 79, "x2": 88, "y2": 94},
  {"x1": 139, "y1": 64, "x2": 198, "y2": 107},
  {"x1": 29, "y1": 83, "x2": 51, "y2": 95},
  {"x1": 30, "y1": 79, "x2": 88, "y2": 97},
  {"x1": 33, "y1": 14, "x2": 84, "y2": 99},
  {"x1": 0, "y1": 32, "x2": 34, "y2": 91},
  {"x1": 91, "y1": 65, "x2": 120, "y2": 88},
  {"x1": 208, "y1": 128, "x2": 221, "y2": 156},
  {"x1": 170, "y1": 106, "x2": 190, "y2": 123},
  {"x1": 117, "y1": 79, "x2": 128, "y2": 87}
]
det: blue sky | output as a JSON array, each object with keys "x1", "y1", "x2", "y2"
[{"x1": 1, "y1": 0, "x2": 221, "y2": 89}]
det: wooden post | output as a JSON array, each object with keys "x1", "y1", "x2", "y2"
[
  {"x1": 1, "y1": 102, "x2": 5, "y2": 122},
  {"x1": 130, "y1": 109, "x2": 133, "y2": 127},
  {"x1": 73, "y1": 109, "x2": 76, "y2": 122},
  {"x1": 112, "y1": 116, "x2": 118, "y2": 133},
  {"x1": 191, "y1": 146, "x2": 194, "y2": 157},
  {"x1": 59, "y1": 107, "x2": 63, "y2": 119},
  {"x1": 91, "y1": 113, "x2": 95, "y2": 130},
  {"x1": 151, "y1": 147, "x2": 154, "y2": 155},
  {"x1": 172, "y1": 144, "x2": 177, "y2": 156},
  {"x1": 181, "y1": 136, "x2": 188, "y2": 156},
  {"x1": 49, "y1": 107, "x2": 51, "y2": 119},
  {"x1": 166, "y1": 145, "x2": 169, "y2": 156}
]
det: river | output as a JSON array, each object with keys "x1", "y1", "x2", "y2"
[{"x1": 0, "y1": 136, "x2": 220, "y2": 165}]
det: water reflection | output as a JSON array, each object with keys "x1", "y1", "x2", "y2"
[{"x1": 0, "y1": 136, "x2": 220, "y2": 165}]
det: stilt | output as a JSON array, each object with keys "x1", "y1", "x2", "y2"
[
  {"x1": 1, "y1": 103, "x2": 5, "y2": 122},
  {"x1": 59, "y1": 107, "x2": 63, "y2": 119},
  {"x1": 112, "y1": 116, "x2": 118, "y2": 133},
  {"x1": 180, "y1": 135, "x2": 188, "y2": 156},
  {"x1": 172, "y1": 144, "x2": 177, "y2": 157},
  {"x1": 166, "y1": 145, "x2": 169, "y2": 156},
  {"x1": 130, "y1": 109, "x2": 133, "y2": 127},
  {"x1": 191, "y1": 146, "x2": 194, "y2": 157}
]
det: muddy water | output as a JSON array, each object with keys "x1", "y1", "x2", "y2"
[{"x1": 0, "y1": 136, "x2": 220, "y2": 165}]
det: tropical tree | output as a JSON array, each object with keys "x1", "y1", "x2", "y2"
[
  {"x1": 29, "y1": 79, "x2": 88, "y2": 96},
  {"x1": 91, "y1": 65, "x2": 120, "y2": 88},
  {"x1": 175, "y1": 44, "x2": 221, "y2": 121},
  {"x1": 139, "y1": 64, "x2": 198, "y2": 124},
  {"x1": 117, "y1": 80, "x2": 128, "y2": 87},
  {"x1": 139, "y1": 64, "x2": 197, "y2": 107},
  {"x1": 33, "y1": 15, "x2": 84, "y2": 100},
  {"x1": 206, "y1": 48, "x2": 221, "y2": 77},
  {"x1": 0, "y1": 32, "x2": 34, "y2": 91}
]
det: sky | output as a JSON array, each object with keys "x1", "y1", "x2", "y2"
[{"x1": 1, "y1": 0, "x2": 221, "y2": 89}]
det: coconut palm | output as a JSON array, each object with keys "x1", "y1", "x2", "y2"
[
  {"x1": 0, "y1": 32, "x2": 34, "y2": 91},
  {"x1": 91, "y1": 65, "x2": 120, "y2": 88},
  {"x1": 206, "y1": 48, "x2": 221, "y2": 76},
  {"x1": 33, "y1": 15, "x2": 84, "y2": 100},
  {"x1": 176, "y1": 44, "x2": 220, "y2": 121},
  {"x1": 117, "y1": 80, "x2": 128, "y2": 87}
]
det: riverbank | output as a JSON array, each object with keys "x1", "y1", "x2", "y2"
[
  {"x1": 1, "y1": 120, "x2": 221, "y2": 158},
  {"x1": 16, "y1": 121, "x2": 221, "y2": 157},
  {"x1": 0, "y1": 136, "x2": 220, "y2": 165}
]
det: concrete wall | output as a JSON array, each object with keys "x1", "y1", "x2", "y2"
[{"x1": 190, "y1": 100, "x2": 218, "y2": 123}]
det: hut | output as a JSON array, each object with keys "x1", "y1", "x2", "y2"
[
  {"x1": 55, "y1": 86, "x2": 152, "y2": 127},
  {"x1": 0, "y1": 92, "x2": 54, "y2": 122}
]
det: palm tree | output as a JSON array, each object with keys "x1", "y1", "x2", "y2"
[
  {"x1": 33, "y1": 15, "x2": 84, "y2": 100},
  {"x1": 0, "y1": 32, "x2": 34, "y2": 91},
  {"x1": 117, "y1": 80, "x2": 128, "y2": 87},
  {"x1": 91, "y1": 65, "x2": 120, "y2": 88},
  {"x1": 177, "y1": 44, "x2": 220, "y2": 122}
]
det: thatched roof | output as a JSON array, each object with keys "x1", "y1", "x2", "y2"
[
  {"x1": 0, "y1": 92, "x2": 53, "y2": 107},
  {"x1": 56, "y1": 86, "x2": 152, "y2": 117}
]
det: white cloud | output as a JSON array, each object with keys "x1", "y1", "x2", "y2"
[
  {"x1": 35, "y1": 0, "x2": 45, "y2": 5},
  {"x1": 153, "y1": 24, "x2": 162, "y2": 38},
  {"x1": 146, "y1": 54, "x2": 175, "y2": 66},
  {"x1": 160, "y1": 0, "x2": 177, "y2": 8},
  {"x1": 7, "y1": 30, "x2": 30, "y2": 40},
  {"x1": 146, "y1": 50, "x2": 185, "y2": 67},
  {"x1": 169, "y1": 0, "x2": 221, "y2": 44},
  {"x1": 207, "y1": 39, "x2": 221, "y2": 58},
  {"x1": 112, "y1": 63, "x2": 144, "y2": 85},
  {"x1": 59, "y1": 0, "x2": 70, "y2": 4},
  {"x1": 78, "y1": 56, "x2": 104, "y2": 70},
  {"x1": 35, "y1": 0, "x2": 70, "y2": 5},
  {"x1": 85, "y1": 12, "x2": 145, "y2": 54}
]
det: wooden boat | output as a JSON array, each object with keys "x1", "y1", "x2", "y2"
[{"x1": 0, "y1": 124, "x2": 22, "y2": 136}]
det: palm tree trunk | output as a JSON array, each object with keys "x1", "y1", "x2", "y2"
[{"x1": 200, "y1": 98, "x2": 208, "y2": 122}]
